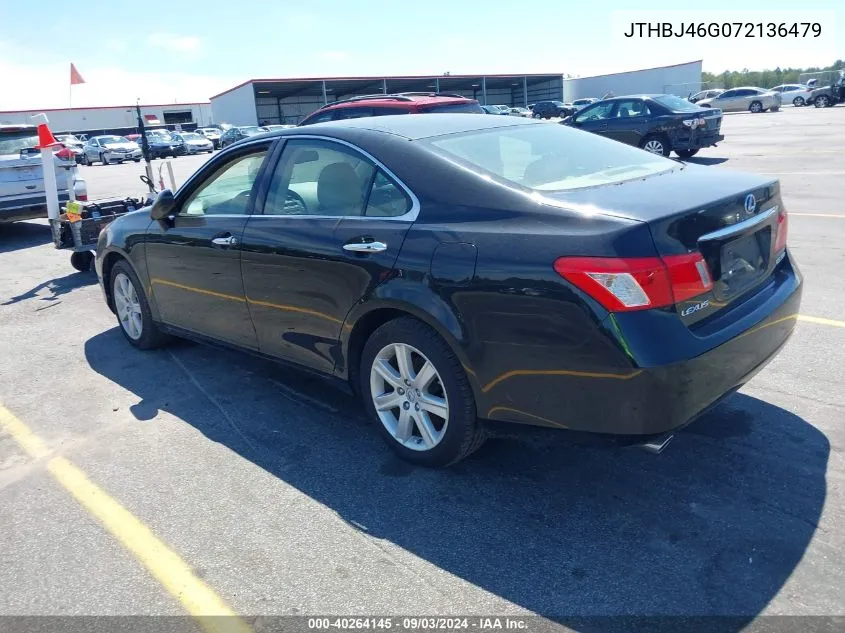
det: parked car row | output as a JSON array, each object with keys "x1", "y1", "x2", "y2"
[
  {"x1": 689, "y1": 78, "x2": 845, "y2": 110},
  {"x1": 76, "y1": 129, "x2": 216, "y2": 165}
]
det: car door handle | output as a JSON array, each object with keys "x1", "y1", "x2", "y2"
[
  {"x1": 211, "y1": 235, "x2": 238, "y2": 247},
  {"x1": 343, "y1": 241, "x2": 387, "y2": 253}
]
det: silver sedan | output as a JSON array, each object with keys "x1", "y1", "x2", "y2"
[{"x1": 698, "y1": 87, "x2": 781, "y2": 113}]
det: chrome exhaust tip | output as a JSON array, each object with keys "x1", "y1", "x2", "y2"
[{"x1": 639, "y1": 433, "x2": 674, "y2": 454}]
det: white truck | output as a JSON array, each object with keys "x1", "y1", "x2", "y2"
[{"x1": 0, "y1": 124, "x2": 87, "y2": 223}]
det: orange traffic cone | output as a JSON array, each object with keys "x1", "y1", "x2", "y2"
[{"x1": 31, "y1": 113, "x2": 61, "y2": 149}]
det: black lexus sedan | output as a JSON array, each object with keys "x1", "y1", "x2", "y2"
[
  {"x1": 95, "y1": 114, "x2": 800, "y2": 467},
  {"x1": 561, "y1": 94, "x2": 724, "y2": 158},
  {"x1": 143, "y1": 132, "x2": 182, "y2": 159}
]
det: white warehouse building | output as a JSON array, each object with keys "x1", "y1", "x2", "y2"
[
  {"x1": 0, "y1": 102, "x2": 213, "y2": 136},
  {"x1": 564, "y1": 60, "x2": 703, "y2": 101}
]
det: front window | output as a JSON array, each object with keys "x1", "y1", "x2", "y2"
[
  {"x1": 426, "y1": 123, "x2": 675, "y2": 192},
  {"x1": 182, "y1": 149, "x2": 268, "y2": 216},
  {"x1": 419, "y1": 102, "x2": 484, "y2": 114},
  {"x1": 574, "y1": 101, "x2": 615, "y2": 123},
  {"x1": 0, "y1": 130, "x2": 39, "y2": 155},
  {"x1": 652, "y1": 95, "x2": 703, "y2": 112},
  {"x1": 180, "y1": 133, "x2": 204, "y2": 141}
]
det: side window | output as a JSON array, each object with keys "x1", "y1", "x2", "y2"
[
  {"x1": 263, "y1": 139, "x2": 413, "y2": 218},
  {"x1": 264, "y1": 139, "x2": 374, "y2": 217},
  {"x1": 719, "y1": 90, "x2": 735, "y2": 98},
  {"x1": 333, "y1": 107, "x2": 374, "y2": 120},
  {"x1": 371, "y1": 107, "x2": 408, "y2": 117},
  {"x1": 365, "y1": 171, "x2": 412, "y2": 217},
  {"x1": 575, "y1": 101, "x2": 615, "y2": 122},
  {"x1": 736, "y1": 89, "x2": 754, "y2": 97},
  {"x1": 303, "y1": 110, "x2": 336, "y2": 125},
  {"x1": 181, "y1": 149, "x2": 268, "y2": 216},
  {"x1": 615, "y1": 100, "x2": 650, "y2": 118}
]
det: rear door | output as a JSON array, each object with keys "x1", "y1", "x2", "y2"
[{"x1": 239, "y1": 136, "x2": 417, "y2": 372}]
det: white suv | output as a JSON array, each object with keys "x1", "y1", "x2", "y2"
[{"x1": 0, "y1": 124, "x2": 87, "y2": 223}]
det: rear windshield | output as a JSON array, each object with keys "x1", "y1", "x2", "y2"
[
  {"x1": 0, "y1": 130, "x2": 39, "y2": 156},
  {"x1": 426, "y1": 123, "x2": 675, "y2": 192},
  {"x1": 420, "y1": 102, "x2": 485, "y2": 114},
  {"x1": 652, "y1": 95, "x2": 704, "y2": 112}
]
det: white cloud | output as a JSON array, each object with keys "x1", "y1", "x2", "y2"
[
  {"x1": 0, "y1": 59, "x2": 238, "y2": 111},
  {"x1": 146, "y1": 33, "x2": 202, "y2": 55}
]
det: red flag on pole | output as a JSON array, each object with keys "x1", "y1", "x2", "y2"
[{"x1": 70, "y1": 63, "x2": 85, "y2": 85}]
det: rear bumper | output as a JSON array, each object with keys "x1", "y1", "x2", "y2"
[
  {"x1": 0, "y1": 192, "x2": 71, "y2": 223},
  {"x1": 672, "y1": 132, "x2": 724, "y2": 150},
  {"x1": 481, "y1": 258, "x2": 802, "y2": 435}
]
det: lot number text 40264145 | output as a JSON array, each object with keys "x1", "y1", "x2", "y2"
[{"x1": 623, "y1": 22, "x2": 822, "y2": 38}]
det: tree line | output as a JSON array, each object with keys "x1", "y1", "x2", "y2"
[{"x1": 702, "y1": 60, "x2": 844, "y2": 89}]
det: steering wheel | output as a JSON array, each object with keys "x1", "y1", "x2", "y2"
[{"x1": 282, "y1": 188, "x2": 308, "y2": 215}]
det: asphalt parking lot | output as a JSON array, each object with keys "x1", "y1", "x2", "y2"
[{"x1": 1, "y1": 106, "x2": 844, "y2": 632}]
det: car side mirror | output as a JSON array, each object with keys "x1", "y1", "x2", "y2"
[{"x1": 149, "y1": 189, "x2": 176, "y2": 220}]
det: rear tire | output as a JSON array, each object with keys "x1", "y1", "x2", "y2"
[
  {"x1": 749, "y1": 101, "x2": 763, "y2": 113},
  {"x1": 793, "y1": 96, "x2": 805, "y2": 107},
  {"x1": 675, "y1": 149, "x2": 699, "y2": 159},
  {"x1": 815, "y1": 95, "x2": 829, "y2": 108},
  {"x1": 640, "y1": 135, "x2": 670, "y2": 157},
  {"x1": 110, "y1": 260, "x2": 169, "y2": 350},
  {"x1": 359, "y1": 317, "x2": 484, "y2": 468}
]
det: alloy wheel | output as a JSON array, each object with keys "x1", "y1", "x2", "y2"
[
  {"x1": 113, "y1": 272, "x2": 143, "y2": 340},
  {"x1": 643, "y1": 139, "x2": 665, "y2": 155},
  {"x1": 369, "y1": 343, "x2": 449, "y2": 451}
]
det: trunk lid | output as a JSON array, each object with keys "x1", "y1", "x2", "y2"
[{"x1": 543, "y1": 164, "x2": 785, "y2": 325}]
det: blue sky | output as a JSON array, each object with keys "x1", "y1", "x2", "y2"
[{"x1": 0, "y1": 0, "x2": 841, "y2": 109}]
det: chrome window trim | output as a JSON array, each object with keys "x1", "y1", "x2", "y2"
[{"x1": 257, "y1": 134, "x2": 420, "y2": 223}]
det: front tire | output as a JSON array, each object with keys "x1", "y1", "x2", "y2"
[
  {"x1": 134, "y1": 158, "x2": 141, "y2": 163},
  {"x1": 640, "y1": 135, "x2": 670, "y2": 157},
  {"x1": 110, "y1": 260, "x2": 169, "y2": 350},
  {"x1": 675, "y1": 149, "x2": 699, "y2": 159},
  {"x1": 749, "y1": 101, "x2": 763, "y2": 113},
  {"x1": 360, "y1": 317, "x2": 484, "y2": 468},
  {"x1": 793, "y1": 96, "x2": 805, "y2": 107},
  {"x1": 100, "y1": 152, "x2": 109, "y2": 165},
  {"x1": 815, "y1": 95, "x2": 830, "y2": 108}
]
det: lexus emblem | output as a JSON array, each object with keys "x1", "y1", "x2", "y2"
[{"x1": 744, "y1": 194, "x2": 757, "y2": 216}]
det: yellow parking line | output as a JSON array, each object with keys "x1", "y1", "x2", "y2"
[
  {"x1": 799, "y1": 315, "x2": 845, "y2": 329},
  {"x1": 0, "y1": 404, "x2": 252, "y2": 633}
]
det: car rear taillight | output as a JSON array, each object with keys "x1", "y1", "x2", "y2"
[
  {"x1": 554, "y1": 253, "x2": 713, "y2": 312},
  {"x1": 774, "y1": 207, "x2": 788, "y2": 252},
  {"x1": 76, "y1": 194, "x2": 88, "y2": 201}
]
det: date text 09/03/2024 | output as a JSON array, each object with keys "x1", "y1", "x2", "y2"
[{"x1": 623, "y1": 22, "x2": 822, "y2": 38}]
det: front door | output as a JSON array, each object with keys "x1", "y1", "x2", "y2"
[
  {"x1": 572, "y1": 101, "x2": 616, "y2": 138},
  {"x1": 604, "y1": 99, "x2": 649, "y2": 146},
  {"x1": 145, "y1": 142, "x2": 273, "y2": 349},
  {"x1": 240, "y1": 137, "x2": 416, "y2": 372}
]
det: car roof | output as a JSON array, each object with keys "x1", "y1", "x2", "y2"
[
  {"x1": 320, "y1": 94, "x2": 474, "y2": 111},
  {"x1": 274, "y1": 112, "x2": 538, "y2": 141}
]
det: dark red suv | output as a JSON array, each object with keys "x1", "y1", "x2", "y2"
[{"x1": 298, "y1": 92, "x2": 485, "y2": 126}]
